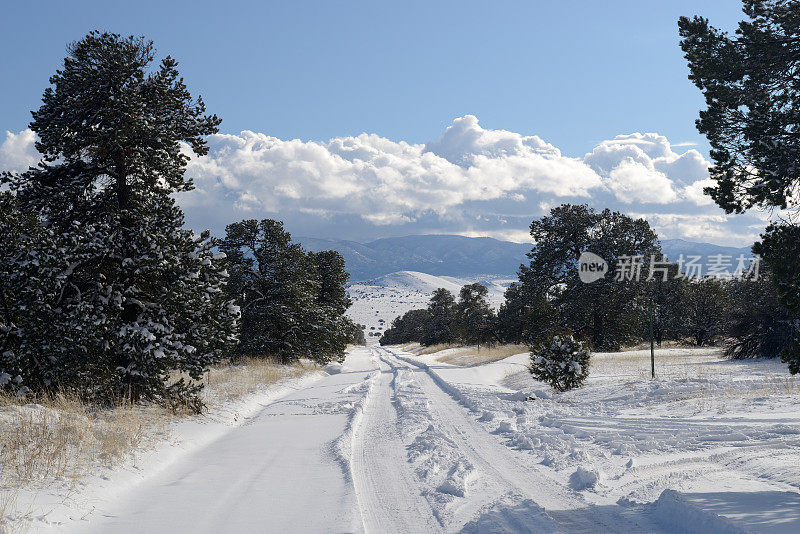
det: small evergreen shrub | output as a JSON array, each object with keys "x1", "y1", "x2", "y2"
[{"x1": 529, "y1": 335, "x2": 590, "y2": 392}]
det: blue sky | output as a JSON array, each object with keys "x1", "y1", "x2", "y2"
[{"x1": 0, "y1": 1, "x2": 764, "y2": 246}]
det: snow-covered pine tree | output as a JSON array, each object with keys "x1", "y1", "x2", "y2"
[
  {"x1": 220, "y1": 219, "x2": 320, "y2": 362},
  {"x1": 0, "y1": 192, "x2": 41, "y2": 396},
  {"x1": 309, "y1": 250, "x2": 356, "y2": 362},
  {"x1": 422, "y1": 288, "x2": 457, "y2": 346},
  {"x1": 529, "y1": 334, "x2": 591, "y2": 392},
  {"x1": 455, "y1": 283, "x2": 496, "y2": 346},
  {"x1": 1, "y1": 32, "x2": 239, "y2": 406}
]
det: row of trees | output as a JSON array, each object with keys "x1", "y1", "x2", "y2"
[
  {"x1": 501, "y1": 204, "x2": 795, "y2": 358},
  {"x1": 0, "y1": 32, "x2": 359, "y2": 408},
  {"x1": 379, "y1": 284, "x2": 496, "y2": 347},
  {"x1": 381, "y1": 203, "x2": 796, "y2": 373}
]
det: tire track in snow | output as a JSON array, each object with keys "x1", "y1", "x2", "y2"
[
  {"x1": 350, "y1": 347, "x2": 443, "y2": 533},
  {"x1": 380, "y1": 346, "x2": 666, "y2": 533}
]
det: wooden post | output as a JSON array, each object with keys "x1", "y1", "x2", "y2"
[{"x1": 649, "y1": 285, "x2": 655, "y2": 379}]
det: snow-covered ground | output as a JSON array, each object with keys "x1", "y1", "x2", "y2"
[
  {"x1": 11, "y1": 344, "x2": 798, "y2": 533},
  {"x1": 2, "y1": 370, "x2": 327, "y2": 533},
  {"x1": 346, "y1": 271, "x2": 511, "y2": 340},
  {"x1": 393, "y1": 346, "x2": 800, "y2": 533}
]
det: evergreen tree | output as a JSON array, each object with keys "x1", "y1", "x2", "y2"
[
  {"x1": 0, "y1": 192, "x2": 41, "y2": 395},
  {"x1": 683, "y1": 278, "x2": 730, "y2": 346},
  {"x1": 751, "y1": 226, "x2": 800, "y2": 369},
  {"x1": 679, "y1": 1, "x2": 800, "y2": 212},
  {"x1": 309, "y1": 250, "x2": 355, "y2": 362},
  {"x1": 520, "y1": 204, "x2": 660, "y2": 351},
  {"x1": 311, "y1": 250, "x2": 351, "y2": 315},
  {"x1": 529, "y1": 334, "x2": 591, "y2": 393},
  {"x1": 650, "y1": 262, "x2": 687, "y2": 346},
  {"x1": 219, "y1": 220, "x2": 355, "y2": 364},
  {"x1": 422, "y1": 288, "x2": 457, "y2": 346},
  {"x1": 455, "y1": 283, "x2": 496, "y2": 346},
  {"x1": 347, "y1": 320, "x2": 367, "y2": 346},
  {"x1": 680, "y1": 2, "x2": 800, "y2": 370},
  {"x1": 219, "y1": 219, "x2": 318, "y2": 362},
  {"x1": 496, "y1": 282, "x2": 552, "y2": 345},
  {"x1": 379, "y1": 309, "x2": 430, "y2": 345},
  {"x1": 1, "y1": 32, "x2": 238, "y2": 406},
  {"x1": 725, "y1": 270, "x2": 796, "y2": 362}
]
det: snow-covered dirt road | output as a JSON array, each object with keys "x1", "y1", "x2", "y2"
[
  {"x1": 361, "y1": 347, "x2": 664, "y2": 533},
  {"x1": 60, "y1": 345, "x2": 800, "y2": 533},
  {"x1": 66, "y1": 349, "x2": 379, "y2": 534}
]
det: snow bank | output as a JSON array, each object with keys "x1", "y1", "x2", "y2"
[
  {"x1": 325, "y1": 361, "x2": 344, "y2": 374},
  {"x1": 569, "y1": 467, "x2": 602, "y2": 490},
  {"x1": 649, "y1": 489, "x2": 748, "y2": 534}
]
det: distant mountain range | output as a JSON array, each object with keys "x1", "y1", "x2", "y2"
[
  {"x1": 659, "y1": 238, "x2": 753, "y2": 263},
  {"x1": 299, "y1": 235, "x2": 531, "y2": 281},
  {"x1": 298, "y1": 234, "x2": 755, "y2": 281}
]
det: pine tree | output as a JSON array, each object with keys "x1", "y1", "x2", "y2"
[
  {"x1": 422, "y1": 288, "x2": 457, "y2": 346},
  {"x1": 219, "y1": 219, "x2": 318, "y2": 362},
  {"x1": 680, "y1": 1, "x2": 800, "y2": 371},
  {"x1": 682, "y1": 278, "x2": 730, "y2": 346},
  {"x1": 311, "y1": 250, "x2": 351, "y2": 315},
  {"x1": 496, "y1": 282, "x2": 552, "y2": 345},
  {"x1": 379, "y1": 309, "x2": 430, "y2": 345},
  {"x1": 679, "y1": 1, "x2": 800, "y2": 212},
  {"x1": 220, "y1": 221, "x2": 359, "y2": 364},
  {"x1": 455, "y1": 283, "x2": 496, "y2": 346},
  {"x1": 1, "y1": 32, "x2": 238, "y2": 406},
  {"x1": 529, "y1": 334, "x2": 591, "y2": 392},
  {"x1": 751, "y1": 226, "x2": 800, "y2": 370},
  {"x1": 649, "y1": 262, "x2": 686, "y2": 346},
  {"x1": 725, "y1": 269, "x2": 796, "y2": 362},
  {"x1": 520, "y1": 204, "x2": 660, "y2": 351},
  {"x1": 0, "y1": 192, "x2": 41, "y2": 395},
  {"x1": 308, "y1": 250, "x2": 357, "y2": 361}
]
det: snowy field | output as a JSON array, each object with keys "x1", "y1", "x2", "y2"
[
  {"x1": 405, "y1": 346, "x2": 800, "y2": 533},
  {"x1": 6, "y1": 344, "x2": 798, "y2": 533},
  {"x1": 346, "y1": 271, "x2": 511, "y2": 339}
]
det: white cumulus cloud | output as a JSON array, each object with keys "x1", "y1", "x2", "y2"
[
  {"x1": 182, "y1": 116, "x2": 603, "y2": 227},
  {"x1": 606, "y1": 159, "x2": 678, "y2": 204},
  {"x1": 0, "y1": 130, "x2": 40, "y2": 173},
  {"x1": 0, "y1": 118, "x2": 769, "y2": 246},
  {"x1": 583, "y1": 132, "x2": 714, "y2": 205}
]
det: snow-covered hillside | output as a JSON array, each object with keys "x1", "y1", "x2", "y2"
[
  {"x1": 299, "y1": 235, "x2": 531, "y2": 281},
  {"x1": 345, "y1": 271, "x2": 512, "y2": 340}
]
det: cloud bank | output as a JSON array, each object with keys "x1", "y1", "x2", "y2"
[{"x1": 0, "y1": 117, "x2": 770, "y2": 246}]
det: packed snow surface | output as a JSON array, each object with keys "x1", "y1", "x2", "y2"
[{"x1": 12, "y1": 346, "x2": 800, "y2": 533}]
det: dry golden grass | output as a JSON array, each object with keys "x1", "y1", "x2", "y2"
[
  {"x1": 436, "y1": 344, "x2": 529, "y2": 366},
  {"x1": 413, "y1": 343, "x2": 461, "y2": 356},
  {"x1": 204, "y1": 357, "x2": 315, "y2": 404},
  {"x1": 0, "y1": 390, "x2": 165, "y2": 530},
  {"x1": 619, "y1": 339, "x2": 710, "y2": 351},
  {"x1": 0, "y1": 391, "x2": 161, "y2": 485}
]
